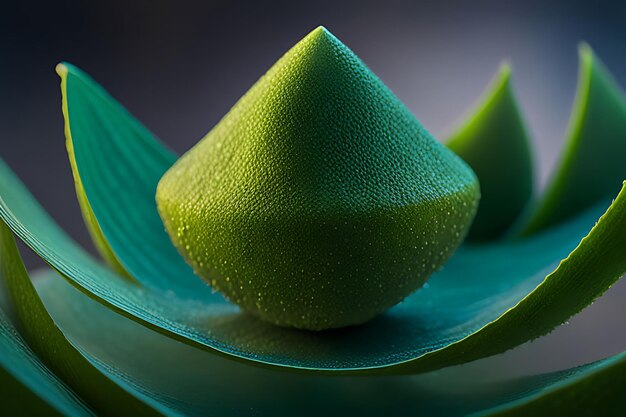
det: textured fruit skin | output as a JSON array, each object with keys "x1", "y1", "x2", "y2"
[{"x1": 156, "y1": 26, "x2": 479, "y2": 330}]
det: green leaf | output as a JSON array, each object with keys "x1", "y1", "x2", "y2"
[
  {"x1": 0, "y1": 231, "x2": 496, "y2": 417},
  {"x1": 447, "y1": 63, "x2": 533, "y2": 241},
  {"x1": 14, "y1": 269, "x2": 567, "y2": 416},
  {"x1": 0, "y1": 221, "x2": 169, "y2": 416},
  {"x1": 0, "y1": 307, "x2": 93, "y2": 416},
  {"x1": 2, "y1": 152, "x2": 625, "y2": 374},
  {"x1": 477, "y1": 353, "x2": 626, "y2": 416},
  {"x1": 519, "y1": 43, "x2": 626, "y2": 236},
  {"x1": 57, "y1": 63, "x2": 208, "y2": 300},
  {"x1": 66, "y1": 137, "x2": 134, "y2": 283},
  {"x1": 8, "y1": 261, "x2": 626, "y2": 417}
]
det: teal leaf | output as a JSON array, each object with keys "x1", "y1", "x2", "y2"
[
  {"x1": 447, "y1": 63, "x2": 533, "y2": 241},
  {"x1": 9, "y1": 262, "x2": 626, "y2": 417},
  {"x1": 12, "y1": 269, "x2": 564, "y2": 416},
  {"x1": 57, "y1": 63, "x2": 208, "y2": 299},
  {"x1": 0, "y1": 221, "x2": 170, "y2": 416},
  {"x1": 519, "y1": 44, "x2": 626, "y2": 235},
  {"x1": 477, "y1": 353, "x2": 626, "y2": 416},
  {"x1": 0, "y1": 307, "x2": 93, "y2": 416},
  {"x1": 1, "y1": 154, "x2": 625, "y2": 373}
]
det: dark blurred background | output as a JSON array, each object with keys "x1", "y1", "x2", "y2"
[{"x1": 2, "y1": 0, "x2": 626, "y2": 375}]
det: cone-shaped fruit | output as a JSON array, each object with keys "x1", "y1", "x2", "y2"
[{"x1": 156, "y1": 26, "x2": 479, "y2": 330}]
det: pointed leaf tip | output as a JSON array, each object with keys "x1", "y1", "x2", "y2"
[
  {"x1": 498, "y1": 61, "x2": 512, "y2": 80},
  {"x1": 56, "y1": 62, "x2": 89, "y2": 80},
  {"x1": 57, "y1": 57, "x2": 208, "y2": 295},
  {"x1": 579, "y1": 41, "x2": 592, "y2": 58},
  {"x1": 446, "y1": 62, "x2": 532, "y2": 241},
  {"x1": 518, "y1": 43, "x2": 626, "y2": 235},
  {"x1": 55, "y1": 63, "x2": 68, "y2": 78}
]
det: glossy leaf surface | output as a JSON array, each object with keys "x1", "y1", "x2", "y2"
[
  {"x1": 3, "y1": 254, "x2": 626, "y2": 417},
  {"x1": 0, "y1": 221, "x2": 170, "y2": 416},
  {"x1": 38, "y1": 268, "x2": 626, "y2": 417},
  {"x1": 57, "y1": 63, "x2": 208, "y2": 299},
  {"x1": 0, "y1": 307, "x2": 92, "y2": 417}
]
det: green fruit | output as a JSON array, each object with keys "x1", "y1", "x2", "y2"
[{"x1": 156, "y1": 26, "x2": 479, "y2": 330}]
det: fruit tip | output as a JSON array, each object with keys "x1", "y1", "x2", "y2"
[
  {"x1": 308, "y1": 25, "x2": 337, "y2": 42},
  {"x1": 313, "y1": 25, "x2": 329, "y2": 34}
]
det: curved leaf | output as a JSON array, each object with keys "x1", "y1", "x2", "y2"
[
  {"x1": 447, "y1": 63, "x2": 533, "y2": 241},
  {"x1": 3, "y1": 230, "x2": 625, "y2": 415},
  {"x1": 519, "y1": 44, "x2": 626, "y2": 236},
  {"x1": 1, "y1": 156, "x2": 625, "y2": 373},
  {"x1": 477, "y1": 353, "x2": 626, "y2": 416},
  {"x1": 0, "y1": 307, "x2": 93, "y2": 416},
  {"x1": 67, "y1": 138, "x2": 134, "y2": 282},
  {"x1": 0, "y1": 221, "x2": 169, "y2": 416},
  {"x1": 57, "y1": 63, "x2": 207, "y2": 299},
  {"x1": 15, "y1": 265, "x2": 626, "y2": 417},
  {"x1": 0, "y1": 233, "x2": 502, "y2": 417}
]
